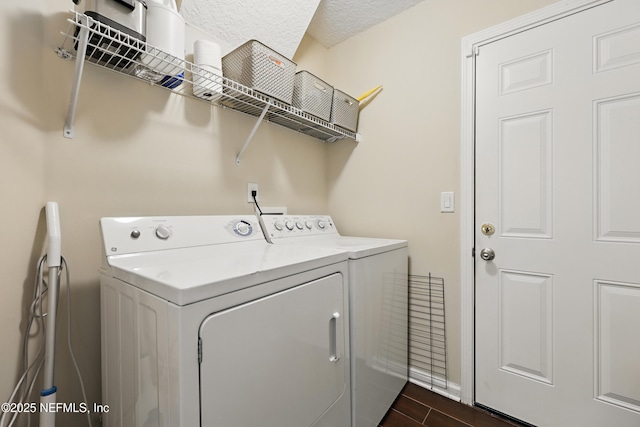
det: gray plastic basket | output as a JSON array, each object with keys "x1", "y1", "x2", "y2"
[
  {"x1": 292, "y1": 71, "x2": 334, "y2": 121},
  {"x1": 331, "y1": 89, "x2": 359, "y2": 132},
  {"x1": 222, "y1": 40, "x2": 296, "y2": 104}
]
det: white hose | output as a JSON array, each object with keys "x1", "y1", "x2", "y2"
[{"x1": 0, "y1": 256, "x2": 48, "y2": 427}]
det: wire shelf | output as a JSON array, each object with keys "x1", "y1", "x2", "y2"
[
  {"x1": 57, "y1": 11, "x2": 358, "y2": 143},
  {"x1": 409, "y1": 274, "x2": 448, "y2": 391}
]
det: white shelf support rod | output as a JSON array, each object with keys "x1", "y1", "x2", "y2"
[
  {"x1": 235, "y1": 102, "x2": 270, "y2": 165},
  {"x1": 63, "y1": 16, "x2": 90, "y2": 139}
]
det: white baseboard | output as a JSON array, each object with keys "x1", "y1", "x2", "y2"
[{"x1": 409, "y1": 366, "x2": 462, "y2": 402}]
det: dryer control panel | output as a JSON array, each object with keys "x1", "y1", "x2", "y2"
[
  {"x1": 100, "y1": 215, "x2": 263, "y2": 256},
  {"x1": 260, "y1": 215, "x2": 338, "y2": 241}
]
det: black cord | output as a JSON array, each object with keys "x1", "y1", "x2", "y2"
[{"x1": 252, "y1": 192, "x2": 263, "y2": 216}]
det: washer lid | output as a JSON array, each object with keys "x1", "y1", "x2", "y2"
[{"x1": 105, "y1": 240, "x2": 347, "y2": 305}]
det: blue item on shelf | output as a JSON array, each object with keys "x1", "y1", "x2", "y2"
[{"x1": 161, "y1": 71, "x2": 184, "y2": 89}]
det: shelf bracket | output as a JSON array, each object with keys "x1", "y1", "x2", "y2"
[
  {"x1": 235, "y1": 102, "x2": 270, "y2": 165},
  {"x1": 63, "y1": 16, "x2": 90, "y2": 139}
]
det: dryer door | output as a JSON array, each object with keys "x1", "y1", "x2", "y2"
[{"x1": 199, "y1": 272, "x2": 349, "y2": 427}]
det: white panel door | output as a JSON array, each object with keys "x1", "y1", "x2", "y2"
[
  {"x1": 475, "y1": 0, "x2": 640, "y2": 425},
  {"x1": 199, "y1": 273, "x2": 349, "y2": 427}
]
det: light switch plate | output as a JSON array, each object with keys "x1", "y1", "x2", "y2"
[{"x1": 441, "y1": 192, "x2": 455, "y2": 213}]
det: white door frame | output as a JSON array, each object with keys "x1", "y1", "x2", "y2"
[{"x1": 459, "y1": 0, "x2": 613, "y2": 406}]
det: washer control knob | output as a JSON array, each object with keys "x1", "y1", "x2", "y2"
[
  {"x1": 155, "y1": 224, "x2": 172, "y2": 240},
  {"x1": 234, "y1": 220, "x2": 253, "y2": 236},
  {"x1": 285, "y1": 221, "x2": 295, "y2": 231},
  {"x1": 274, "y1": 221, "x2": 284, "y2": 231},
  {"x1": 317, "y1": 220, "x2": 326, "y2": 229},
  {"x1": 305, "y1": 221, "x2": 313, "y2": 230},
  {"x1": 130, "y1": 229, "x2": 141, "y2": 239},
  {"x1": 295, "y1": 221, "x2": 304, "y2": 230}
]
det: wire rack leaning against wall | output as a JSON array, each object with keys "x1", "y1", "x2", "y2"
[{"x1": 408, "y1": 274, "x2": 448, "y2": 392}]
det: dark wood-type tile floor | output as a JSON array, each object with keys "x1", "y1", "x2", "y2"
[{"x1": 380, "y1": 382, "x2": 528, "y2": 427}]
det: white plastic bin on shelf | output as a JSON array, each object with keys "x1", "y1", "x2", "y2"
[{"x1": 138, "y1": 0, "x2": 185, "y2": 81}]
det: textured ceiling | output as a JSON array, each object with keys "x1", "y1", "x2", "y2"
[
  {"x1": 177, "y1": 0, "x2": 426, "y2": 58},
  {"x1": 179, "y1": 0, "x2": 322, "y2": 58},
  {"x1": 307, "y1": 0, "x2": 426, "y2": 48}
]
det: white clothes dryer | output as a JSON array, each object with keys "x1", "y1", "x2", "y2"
[
  {"x1": 259, "y1": 215, "x2": 409, "y2": 427},
  {"x1": 99, "y1": 215, "x2": 351, "y2": 427}
]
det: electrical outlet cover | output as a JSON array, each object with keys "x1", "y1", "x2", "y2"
[{"x1": 247, "y1": 183, "x2": 259, "y2": 203}]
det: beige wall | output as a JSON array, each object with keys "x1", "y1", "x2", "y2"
[
  {"x1": 324, "y1": 0, "x2": 557, "y2": 386},
  {"x1": 1, "y1": 0, "x2": 559, "y2": 423},
  {"x1": 2, "y1": 1, "x2": 330, "y2": 424},
  {"x1": 1, "y1": 0, "x2": 47, "y2": 418}
]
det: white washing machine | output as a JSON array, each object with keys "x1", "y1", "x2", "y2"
[
  {"x1": 99, "y1": 215, "x2": 351, "y2": 427},
  {"x1": 259, "y1": 215, "x2": 409, "y2": 427}
]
